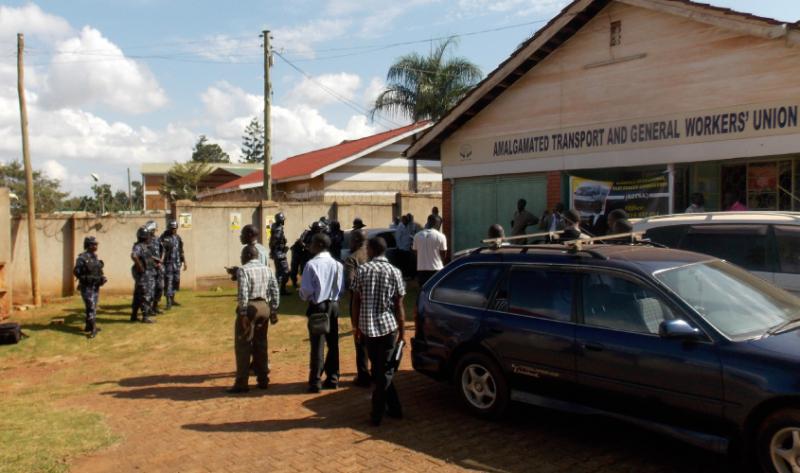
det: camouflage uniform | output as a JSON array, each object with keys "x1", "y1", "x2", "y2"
[
  {"x1": 73, "y1": 251, "x2": 105, "y2": 329},
  {"x1": 131, "y1": 241, "x2": 156, "y2": 322},
  {"x1": 269, "y1": 221, "x2": 289, "y2": 294},
  {"x1": 148, "y1": 236, "x2": 165, "y2": 312},
  {"x1": 160, "y1": 231, "x2": 184, "y2": 306}
]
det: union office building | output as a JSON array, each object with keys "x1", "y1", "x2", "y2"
[{"x1": 406, "y1": 0, "x2": 800, "y2": 251}]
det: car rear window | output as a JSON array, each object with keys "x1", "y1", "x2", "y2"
[
  {"x1": 431, "y1": 264, "x2": 503, "y2": 309},
  {"x1": 679, "y1": 225, "x2": 769, "y2": 272}
]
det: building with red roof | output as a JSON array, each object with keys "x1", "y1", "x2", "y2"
[{"x1": 199, "y1": 121, "x2": 439, "y2": 203}]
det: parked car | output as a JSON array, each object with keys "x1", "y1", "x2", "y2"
[
  {"x1": 412, "y1": 242, "x2": 800, "y2": 472},
  {"x1": 340, "y1": 228, "x2": 414, "y2": 277},
  {"x1": 633, "y1": 211, "x2": 800, "y2": 293}
]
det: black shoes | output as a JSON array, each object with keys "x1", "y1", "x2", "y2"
[
  {"x1": 307, "y1": 385, "x2": 321, "y2": 393},
  {"x1": 353, "y1": 377, "x2": 371, "y2": 388},
  {"x1": 322, "y1": 380, "x2": 338, "y2": 390},
  {"x1": 141, "y1": 317, "x2": 155, "y2": 324},
  {"x1": 226, "y1": 386, "x2": 249, "y2": 394}
]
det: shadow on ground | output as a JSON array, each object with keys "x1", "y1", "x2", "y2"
[{"x1": 102, "y1": 367, "x2": 732, "y2": 473}]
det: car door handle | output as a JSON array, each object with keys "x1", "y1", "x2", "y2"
[{"x1": 582, "y1": 342, "x2": 604, "y2": 352}]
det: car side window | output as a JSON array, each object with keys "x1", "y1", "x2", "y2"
[
  {"x1": 581, "y1": 272, "x2": 676, "y2": 335},
  {"x1": 680, "y1": 225, "x2": 769, "y2": 272},
  {"x1": 431, "y1": 265, "x2": 503, "y2": 309},
  {"x1": 774, "y1": 225, "x2": 800, "y2": 274},
  {"x1": 499, "y1": 268, "x2": 575, "y2": 322}
]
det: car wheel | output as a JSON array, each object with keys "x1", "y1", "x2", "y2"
[
  {"x1": 454, "y1": 353, "x2": 509, "y2": 419},
  {"x1": 757, "y1": 408, "x2": 800, "y2": 473}
]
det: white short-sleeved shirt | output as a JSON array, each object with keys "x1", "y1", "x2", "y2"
[{"x1": 413, "y1": 228, "x2": 448, "y2": 271}]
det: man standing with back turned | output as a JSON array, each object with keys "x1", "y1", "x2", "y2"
[
  {"x1": 353, "y1": 237, "x2": 406, "y2": 426},
  {"x1": 345, "y1": 228, "x2": 371, "y2": 387},
  {"x1": 299, "y1": 233, "x2": 345, "y2": 393}
]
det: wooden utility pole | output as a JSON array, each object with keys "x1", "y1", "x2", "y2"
[
  {"x1": 127, "y1": 167, "x2": 133, "y2": 211},
  {"x1": 17, "y1": 33, "x2": 41, "y2": 307},
  {"x1": 262, "y1": 30, "x2": 272, "y2": 201}
]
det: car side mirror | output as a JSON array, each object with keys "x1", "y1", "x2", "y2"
[{"x1": 659, "y1": 319, "x2": 703, "y2": 341}]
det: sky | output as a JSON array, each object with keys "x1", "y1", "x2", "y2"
[{"x1": 0, "y1": 0, "x2": 798, "y2": 196}]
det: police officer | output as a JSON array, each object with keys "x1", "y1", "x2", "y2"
[
  {"x1": 73, "y1": 236, "x2": 107, "y2": 338},
  {"x1": 269, "y1": 212, "x2": 291, "y2": 295},
  {"x1": 145, "y1": 220, "x2": 166, "y2": 314},
  {"x1": 131, "y1": 226, "x2": 156, "y2": 324},
  {"x1": 160, "y1": 220, "x2": 186, "y2": 309}
]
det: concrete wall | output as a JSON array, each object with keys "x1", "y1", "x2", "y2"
[
  {"x1": 0, "y1": 188, "x2": 11, "y2": 318},
  {"x1": 396, "y1": 193, "x2": 443, "y2": 227},
  {"x1": 10, "y1": 197, "x2": 429, "y2": 303}
]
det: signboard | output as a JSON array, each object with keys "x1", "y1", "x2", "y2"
[
  {"x1": 179, "y1": 213, "x2": 192, "y2": 229},
  {"x1": 229, "y1": 212, "x2": 242, "y2": 232},
  {"x1": 446, "y1": 101, "x2": 799, "y2": 167},
  {"x1": 571, "y1": 175, "x2": 669, "y2": 219}
]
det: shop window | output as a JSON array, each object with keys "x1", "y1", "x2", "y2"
[
  {"x1": 610, "y1": 21, "x2": 622, "y2": 47},
  {"x1": 779, "y1": 160, "x2": 793, "y2": 211}
]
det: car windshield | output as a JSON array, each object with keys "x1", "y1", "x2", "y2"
[{"x1": 655, "y1": 260, "x2": 800, "y2": 340}]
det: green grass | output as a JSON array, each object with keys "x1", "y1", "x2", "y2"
[{"x1": 0, "y1": 283, "x2": 420, "y2": 473}]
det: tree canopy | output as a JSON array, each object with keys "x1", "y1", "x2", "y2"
[
  {"x1": 191, "y1": 135, "x2": 230, "y2": 163},
  {"x1": 0, "y1": 160, "x2": 68, "y2": 215},
  {"x1": 371, "y1": 38, "x2": 482, "y2": 122},
  {"x1": 160, "y1": 161, "x2": 212, "y2": 202},
  {"x1": 240, "y1": 118, "x2": 264, "y2": 164}
]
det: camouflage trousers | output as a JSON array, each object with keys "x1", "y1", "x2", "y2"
[
  {"x1": 152, "y1": 268, "x2": 165, "y2": 306},
  {"x1": 164, "y1": 267, "x2": 181, "y2": 299},
  {"x1": 80, "y1": 286, "x2": 99, "y2": 323},
  {"x1": 132, "y1": 271, "x2": 155, "y2": 317}
]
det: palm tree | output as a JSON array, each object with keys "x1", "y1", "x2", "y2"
[
  {"x1": 371, "y1": 38, "x2": 482, "y2": 122},
  {"x1": 160, "y1": 161, "x2": 212, "y2": 202}
]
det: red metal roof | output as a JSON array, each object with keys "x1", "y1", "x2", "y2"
[{"x1": 217, "y1": 121, "x2": 430, "y2": 190}]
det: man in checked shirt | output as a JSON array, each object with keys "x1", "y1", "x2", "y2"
[
  {"x1": 352, "y1": 236, "x2": 406, "y2": 426},
  {"x1": 227, "y1": 245, "x2": 280, "y2": 394}
]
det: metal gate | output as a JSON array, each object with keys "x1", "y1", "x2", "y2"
[{"x1": 452, "y1": 174, "x2": 547, "y2": 251}]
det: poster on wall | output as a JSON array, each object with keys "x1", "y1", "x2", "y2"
[
  {"x1": 229, "y1": 212, "x2": 242, "y2": 232},
  {"x1": 570, "y1": 174, "x2": 670, "y2": 220},
  {"x1": 179, "y1": 213, "x2": 192, "y2": 229},
  {"x1": 747, "y1": 162, "x2": 778, "y2": 192}
]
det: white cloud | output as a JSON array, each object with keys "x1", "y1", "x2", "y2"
[
  {"x1": 272, "y1": 19, "x2": 351, "y2": 58},
  {"x1": 362, "y1": 76, "x2": 385, "y2": 108},
  {"x1": 287, "y1": 72, "x2": 361, "y2": 107},
  {"x1": 41, "y1": 26, "x2": 167, "y2": 114},
  {"x1": 0, "y1": 4, "x2": 73, "y2": 44},
  {"x1": 190, "y1": 34, "x2": 260, "y2": 63},
  {"x1": 455, "y1": 0, "x2": 568, "y2": 17}
]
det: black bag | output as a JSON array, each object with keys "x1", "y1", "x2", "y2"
[
  {"x1": 0, "y1": 322, "x2": 26, "y2": 345},
  {"x1": 307, "y1": 311, "x2": 330, "y2": 336}
]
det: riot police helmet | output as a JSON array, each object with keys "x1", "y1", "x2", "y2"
[
  {"x1": 144, "y1": 220, "x2": 158, "y2": 233},
  {"x1": 168, "y1": 220, "x2": 178, "y2": 230},
  {"x1": 310, "y1": 221, "x2": 325, "y2": 234},
  {"x1": 84, "y1": 236, "x2": 98, "y2": 250},
  {"x1": 136, "y1": 226, "x2": 150, "y2": 241},
  {"x1": 274, "y1": 212, "x2": 286, "y2": 225}
]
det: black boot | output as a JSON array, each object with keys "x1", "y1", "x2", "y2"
[
  {"x1": 280, "y1": 281, "x2": 291, "y2": 296},
  {"x1": 130, "y1": 307, "x2": 139, "y2": 322},
  {"x1": 165, "y1": 297, "x2": 172, "y2": 310},
  {"x1": 88, "y1": 320, "x2": 99, "y2": 339},
  {"x1": 83, "y1": 321, "x2": 91, "y2": 332}
]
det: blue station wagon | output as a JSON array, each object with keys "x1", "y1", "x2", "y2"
[{"x1": 412, "y1": 243, "x2": 800, "y2": 473}]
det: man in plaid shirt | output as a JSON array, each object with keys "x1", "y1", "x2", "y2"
[
  {"x1": 353, "y1": 236, "x2": 406, "y2": 426},
  {"x1": 228, "y1": 245, "x2": 280, "y2": 394}
]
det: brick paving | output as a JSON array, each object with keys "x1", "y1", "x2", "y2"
[{"x1": 64, "y1": 344, "x2": 731, "y2": 473}]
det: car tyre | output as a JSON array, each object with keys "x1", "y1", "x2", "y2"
[
  {"x1": 454, "y1": 352, "x2": 509, "y2": 419},
  {"x1": 757, "y1": 408, "x2": 800, "y2": 473}
]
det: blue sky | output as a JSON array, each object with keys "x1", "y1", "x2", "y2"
[{"x1": 0, "y1": 0, "x2": 798, "y2": 195}]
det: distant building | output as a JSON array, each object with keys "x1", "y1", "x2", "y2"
[
  {"x1": 141, "y1": 163, "x2": 263, "y2": 211},
  {"x1": 198, "y1": 122, "x2": 440, "y2": 203}
]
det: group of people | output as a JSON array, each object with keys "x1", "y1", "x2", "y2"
[
  {"x1": 234, "y1": 214, "x2": 408, "y2": 426},
  {"x1": 507, "y1": 198, "x2": 635, "y2": 242},
  {"x1": 71, "y1": 219, "x2": 186, "y2": 339}
]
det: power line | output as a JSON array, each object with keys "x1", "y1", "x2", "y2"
[{"x1": 272, "y1": 50, "x2": 402, "y2": 129}]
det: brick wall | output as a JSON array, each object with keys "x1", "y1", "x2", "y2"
[{"x1": 546, "y1": 171, "x2": 563, "y2": 210}]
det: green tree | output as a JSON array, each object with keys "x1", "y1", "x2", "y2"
[
  {"x1": 371, "y1": 38, "x2": 482, "y2": 122},
  {"x1": 131, "y1": 180, "x2": 143, "y2": 210},
  {"x1": 191, "y1": 135, "x2": 230, "y2": 163},
  {"x1": 160, "y1": 161, "x2": 212, "y2": 202},
  {"x1": 240, "y1": 118, "x2": 264, "y2": 163},
  {"x1": 0, "y1": 160, "x2": 68, "y2": 215}
]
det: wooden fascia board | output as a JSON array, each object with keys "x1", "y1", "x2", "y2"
[
  {"x1": 618, "y1": 0, "x2": 788, "y2": 40},
  {"x1": 405, "y1": 0, "x2": 595, "y2": 159}
]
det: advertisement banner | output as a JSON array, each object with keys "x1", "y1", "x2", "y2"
[{"x1": 571, "y1": 174, "x2": 670, "y2": 220}]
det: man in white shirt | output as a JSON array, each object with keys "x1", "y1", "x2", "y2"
[
  {"x1": 413, "y1": 215, "x2": 448, "y2": 287},
  {"x1": 299, "y1": 233, "x2": 345, "y2": 393}
]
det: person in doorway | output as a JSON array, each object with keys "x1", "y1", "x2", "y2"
[
  {"x1": 413, "y1": 215, "x2": 448, "y2": 287},
  {"x1": 561, "y1": 210, "x2": 590, "y2": 241},
  {"x1": 511, "y1": 199, "x2": 539, "y2": 236},
  {"x1": 344, "y1": 228, "x2": 371, "y2": 387},
  {"x1": 428, "y1": 207, "x2": 443, "y2": 230},
  {"x1": 269, "y1": 212, "x2": 291, "y2": 295},
  {"x1": 685, "y1": 193, "x2": 706, "y2": 213},
  {"x1": 352, "y1": 237, "x2": 406, "y2": 427},
  {"x1": 160, "y1": 220, "x2": 186, "y2": 309},
  {"x1": 539, "y1": 202, "x2": 565, "y2": 232},
  {"x1": 227, "y1": 244, "x2": 280, "y2": 394},
  {"x1": 299, "y1": 233, "x2": 345, "y2": 393},
  {"x1": 724, "y1": 191, "x2": 748, "y2": 211},
  {"x1": 73, "y1": 236, "x2": 107, "y2": 338}
]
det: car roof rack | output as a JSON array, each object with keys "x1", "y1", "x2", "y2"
[{"x1": 472, "y1": 231, "x2": 651, "y2": 260}]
